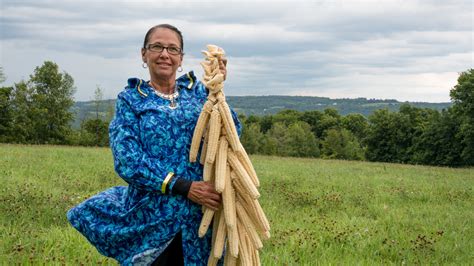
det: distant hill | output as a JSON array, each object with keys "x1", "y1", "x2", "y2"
[{"x1": 71, "y1": 96, "x2": 451, "y2": 129}]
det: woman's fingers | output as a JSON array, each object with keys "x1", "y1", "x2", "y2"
[
  {"x1": 187, "y1": 181, "x2": 221, "y2": 210},
  {"x1": 218, "y1": 58, "x2": 227, "y2": 80}
]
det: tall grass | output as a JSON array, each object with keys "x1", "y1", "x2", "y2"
[{"x1": 1, "y1": 144, "x2": 472, "y2": 265}]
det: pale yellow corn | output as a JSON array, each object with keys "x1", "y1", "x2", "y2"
[
  {"x1": 236, "y1": 202, "x2": 263, "y2": 250},
  {"x1": 252, "y1": 199, "x2": 270, "y2": 232},
  {"x1": 237, "y1": 220, "x2": 251, "y2": 266},
  {"x1": 236, "y1": 193, "x2": 266, "y2": 235},
  {"x1": 253, "y1": 248, "x2": 261, "y2": 266},
  {"x1": 189, "y1": 101, "x2": 213, "y2": 162},
  {"x1": 238, "y1": 195, "x2": 270, "y2": 235},
  {"x1": 217, "y1": 101, "x2": 240, "y2": 153},
  {"x1": 228, "y1": 151, "x2": 260, "y2": 199},
  {"x1": 222, "y1": 165, "x2": 236, "y2": 228},
  {"x1": 205, "y1": 73, "x2": 224, "y2": 89},
  {"x1": 214, "y1": 137, "x2": 228, "y2": 193},
  {"x1": 212, "y1": 210, "x2": 226, "y2": 259},
  {"x1": 205, "y1": 106, "x2": 221, "y2": 164},
  {"x1": 200, "y1": 128, "x2": 209, "y2": 165},
  {"x1": 207, "y1": 254, "x2": 218, "y2": 266},
  {"x1": 236, "y1": 144, "x2": 260, "y2": 187},
  {"x1": 211, "y1": 209, "x2": 220, "y2": 248},
  {"x1": 224, "y1": 241, "x2": 237, "y2": 266},
  {"x1": 203, "y1": 161, "x2": 214, "y2": 182},
  {"x1": 200, "y1": 61, "x2": 219, "y2": 77},
  {"x1": 198, "y1": 208, "x2": 215, "y2": 238},
  {"x1": 227, "y1": 224, "x2": 239, "y2": 258}
]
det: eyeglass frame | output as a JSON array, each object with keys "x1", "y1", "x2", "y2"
[{"x1": 145, "y1": 43, "x2": 184, "y2": 55}]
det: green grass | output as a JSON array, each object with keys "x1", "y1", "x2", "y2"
[{"x1": 1, "y1": 144, "x2": 472, "y2": 265}]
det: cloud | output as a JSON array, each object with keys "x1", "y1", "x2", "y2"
[{"x1": 1, "y1": 0, "x2": 472, "y2": 102}]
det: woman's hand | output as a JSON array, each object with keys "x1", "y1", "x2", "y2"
[
  {"x1": 187, "y1": 181, "x2": 221, "y2": 211},
  {"x1": 219, "y1": 58, "x2": 228, "y2": 80}
]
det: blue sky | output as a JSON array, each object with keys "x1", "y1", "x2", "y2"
[{"x1": 1, "y1": 0, "x2": 472, "y2": 102}]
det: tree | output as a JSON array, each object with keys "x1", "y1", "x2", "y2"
[
  {"x1": 322, "y1": 128, "x2": 364, "y2": 160},
  {"x1": 259, "y1": 115, "x2": 274, "y2": 134},
  {"x1": 273, "y1": 110, "x2": 302, "y2": 126},
  {"x1": 241, "y1": 123, "x2": 263, "y2": 154},
  {"x1": 301, "y1": 110, "x2": 323, "y2": 137},
  {"x1": 365, "y1": 109, "x2": 412, "y2": 163},
  {"x1": 80, "y1": 118, "x2": 110, "y2": 146},
  {"x1": 29, "y1": 61, "x2": 76, "y2": 144},
  {"x1": 412, "y1": 109, "x2": 463, "y2": 166},
  {"x1": 0, "y1": 86, "x2": 13, "y2": 142},
  {"x1": 450, "y1": 69, "x2": 474, "y2": 165},
  {"x1": 267, "y1": 122, "x2": 290, "y2": 156},
  {"x1": 9, "y1": 81, "x2": 34, "y2": 143},
  {"x1": 341, "y1": 113, "x2": 368, "y2": 141},
  {"x1": 285, "y1": 121, "x2": 320, "y2": 157},
  {"x1": 93, "y1": 86, "x2": 104, "y2": 120},
  {"x1": 0, "y1": 66, "x2": 6, "y2": 84},
  {"x1": 259, "y1": 134, "x2": 278, "y2": 155},
  {"x1": 90, "y1": 85, "x2": 106, "y2": 146}
]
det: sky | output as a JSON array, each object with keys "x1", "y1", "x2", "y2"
[{"x1": 1, "y1": 0, "x2": 472, "y2": 102}]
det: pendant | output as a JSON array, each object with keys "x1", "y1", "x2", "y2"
[{"x1": 169, "y1": 99, "x2": 178, "y2": 109}]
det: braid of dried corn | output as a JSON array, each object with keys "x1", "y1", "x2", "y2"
[{"x1": 194, "y1": 45, "x2": 270, "y2": 265}]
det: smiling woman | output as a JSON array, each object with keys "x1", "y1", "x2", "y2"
[{"x1": 66, "y1": 24, "x2": 241, "y2": 266}]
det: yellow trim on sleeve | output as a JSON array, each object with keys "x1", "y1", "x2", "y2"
[{"x1": 161, "y1": 172, "x2": 174, "y2": 194}]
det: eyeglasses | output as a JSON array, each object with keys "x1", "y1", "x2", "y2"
[{"x1": 146, "y1": 43, "x2": 183, "y2": 55}]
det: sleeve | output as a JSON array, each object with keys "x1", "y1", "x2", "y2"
[
  {"x1": 109, "y1": 95, "x2": 173, "y2": 193},
  {"x1": 229, "y1": 107, "x2": 242, "y2": 138}
]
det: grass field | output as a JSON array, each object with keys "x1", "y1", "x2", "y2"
[{"x1": 0, "y1": 144, "x2": 472, "y2": 265}]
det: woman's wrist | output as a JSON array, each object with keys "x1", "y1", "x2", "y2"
[{"x1": 169, "y1": 177, "x2": 193, "y2": 196}]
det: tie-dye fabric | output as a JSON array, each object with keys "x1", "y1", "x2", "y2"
[{"x1": 67, "y1": 71, "x2": 241, "y2": 266}]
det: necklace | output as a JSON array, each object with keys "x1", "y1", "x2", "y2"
[{"x1": 149, "y1": 82, "x2": 179, "y2": 109}]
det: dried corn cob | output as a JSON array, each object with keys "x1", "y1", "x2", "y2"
[
  {"x1": 199, "y1": 208, "x2": 215, "y2": 237},
  {"x1": 214, "y1": 137, "x2": 228, "y2": 193},
  {"x1": 218, "y1": 101, "x2": 241, "y2": 153},
  {"x1": 228, "y1": 151, "x2": 260, "y2": 199},
  {"x1": 190, "y1": 100, "x2": 213, "y2": 162},
  {"x1": 222, "y1": 165, "x2": 236, "y2": 228},
  {"x1": 213, "y1": 210, "x2": 227, "y2": 259},
  {"x1": 236, "y1": 201, "x2": 263, "y2": 250},
  {"x1": 205, "y1": 106, "x2": 221, "y2": 164}
]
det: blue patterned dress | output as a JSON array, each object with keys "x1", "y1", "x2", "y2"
[{"x1": 67, "y1": 71, "x2": 241, "y2": 266}]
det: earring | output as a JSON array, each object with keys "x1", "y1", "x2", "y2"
[
  {"x1": 178, "y1": 66, "x2": 183, "y2": 72},
  {"x1": 142, "y1": 62, "x2": 148, "y2": 68}
]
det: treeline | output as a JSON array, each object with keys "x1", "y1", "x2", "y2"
[
  {"x1": 239, "y1": 69, "x2": 474, "y2": 167},
  {"x1": 0, "y1": 62, "x2": 472, "y2": 167}
]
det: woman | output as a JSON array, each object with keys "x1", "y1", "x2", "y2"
[{"x1": 67, "y1": 24, "x2": 241, "y2": 265}]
